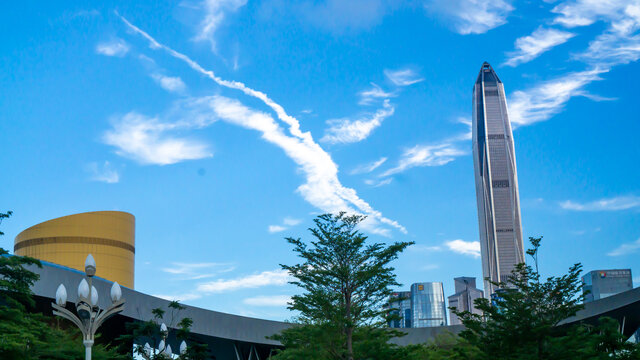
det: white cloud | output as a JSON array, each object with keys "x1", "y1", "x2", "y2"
[
  {"x1": 268, "y1": 225, "x2": 287, "y2": 233},
  {"x1": 445, "y1": 239, "x2": 481, "y2": 258},
  {"x1": 409, "y1": 244, "x2": 443, "y2": 252},
  {"x1": 283, "y1": 217, "x2": 302, "y2": 226},
  {"x1": 559, "y1": 195, "x2": 640, "y2": 211},
  {"x1": 118, "y1": 15, "x2": 406, "y2": 235},
  {"x1": 151, "y1": 74, "x2": 187, "y2": 93},
  {"x1": 194, "y1": 0, "x2": 247, "y2": 51},
  {"x1": 380, "y1": 143, "x2": 466, "y2": 177},
  {"x1": 197, "y1": 269, "x2": 290, "y2": 293},
  {"x1": 383, "y1": 69, "x2": 424, "y2": 86},
  {"x1": 161, "y1": 262, "x2": 234, "y2": 280},
  {"x1": 243, "y1": 295, "x2": 291, "y2": 307},
  {"x1": 103, "y1": 112, "x2": 212, "y2": 165},
  {"x1": 364, "y1": 178, "x2": 393, "y2": 187},
  {"x1": 607, "y1": 238, "x2": 640, "y2": 256},
  {"x1": 504, "y1": 27, "x2": 576, "y2": 67},
  {"x1": 322, "y1": 100, "x2": 394, "y2": 144},
  {"x1": 86, "y1": 161, "x2": 119, "y2": 183},
  {"x1": 95, "y1": 39, "x2": 130, "y2": 57},
  {"x1": 552, "y1": 0, "x2": 633, "y2": 28},
  {"x1": 508, "y1": 68, "x2": 606, "y2": 126},
  {"x1": 350, "y1": 157, "x2": 388, "y2": 175},
  {"x1": 358, "y1": 83, "x2": 396, "y2": 105},
  {"x1": 425, "y1": 0, "x2": 514, "y2": 34}
]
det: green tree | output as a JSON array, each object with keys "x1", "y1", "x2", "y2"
[
  {"x1": 455, "y1": 236, "x2": 640, "y2": 360},
  {"x1": 0, "y1": 210, "x2": 124, "y2": 359},
  {"x1": 271, "y1": 212, "x2": 414, "y2": 360},
  {"x1": 116, "y1": 300, "x2": 210, "y2": 359}
]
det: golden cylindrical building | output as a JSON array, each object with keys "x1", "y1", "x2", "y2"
[{"x1": 14, "y1": 211, "x2": 135, "y2": 289}]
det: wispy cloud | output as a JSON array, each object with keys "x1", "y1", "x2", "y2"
[
  {"x1": 118, "y1": 14, "x2": 406, "y2": 235},
  {"x1": 194, "y1": 0, "x2": 248, "y2": 51},
  {"x1": 197, "y1": 269, "x2": 290, "y2": 293},
  {"x1": 103, "y1": 112, "x2": 212, "y2": 165},
  {"x1": 243, "y1": 295, "x2": 291, "y2": 307},
  {"x1": 95, "y1": 38, "x2": 130, "y2": 57},
  {"x1": 425, "y1": 0, "x2": 514, "y2": 34},
  {"x1": 364, "y1": 178, "x2": 393, "y2": 187},
  {"x1": 151, "y1": 74, "x2": 187, "y2": 93},
  {"x1": 607, "y1": 238, "x2": 640, "y2": 256},
  {"x1": 268, "y1": 225, "x2": 287, "y2": 233},
  {"x1": 508, "y1": 1, "x2": 640, "y2": 126},
  {"x1": 559, "y1": 195, "x2": 640, "y2": 211},
  {"x1": 321, "y1": 100, "x2": 394, "y2": 144},
  {"x1": 350, "y1": 157, "x2": 388, "y2": 175},
  {"x1": 358, "y1": 83, "x2": 396, "y2": 105},
  {"x1": 508, "y1": 68, "x2": 606, "y2": 126},
  {"x1": 551, "y1": 0, "x2": 634, "y2": 28},
  {"x1": 162, "y1": 262, "x2": 235, "y2": 280},
  {"x1": 86, "y1": 161, "x2": 119, "y2": 183},
  {"x1": 283, "y1": 217, "x2": 302, "y2": 226},
  {"x1": 504, "y1": 27, "x2": 576, "y2": 67},
  {"x1": 380, "y1": 143, "x2": 466, "y2": 177},
  {"x1": 445, "y1": 239, "x2": 480, "y2": 258},
  {"x1": 384, "y1": 68, "x2": 424, "y2": 86}
]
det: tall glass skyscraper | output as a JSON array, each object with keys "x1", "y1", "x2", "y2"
[
  {"x1": 411, "y1": 282, "x2": 447, "y2": 327},
  {"x1": 472, "y1": 62, "x2": 525, "y2": 297}
]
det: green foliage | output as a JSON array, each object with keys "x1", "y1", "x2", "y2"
[
  {"x1": 454, "y1": 237, "x2": 640, "y2": 360},
  {"x1": 271, "y1": 212, "x2": 414, "y2": 360},
  {"x1": 0, "y1": 211, "x2": 123, "y2": 359},
  {"x1": 116, "y1": 301, "x2": 210, "y2": 359}
]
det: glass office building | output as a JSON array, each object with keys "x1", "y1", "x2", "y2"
[
  {"x1": 388, "y1": 291, "x2": 412, "y2": 328},
  {"x1": 411, "y1": 282, "x2": 447, "y2": 327},
  {"x1": 472, "y1": 62, "x2": 525, "y2": 297},
  {"x1": 582, "y1": 269, "x2": 632, "y2": 303},
  {"x1": 448, "y1": 277, "x2": 484, "y2": 325}
]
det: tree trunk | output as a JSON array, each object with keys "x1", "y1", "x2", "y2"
[{"x1": 346, "y1": 327, "x2": 353, "y2": 360}]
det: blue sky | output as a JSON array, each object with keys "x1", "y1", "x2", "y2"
[{"x1": 1, "y1": 0, "x2": 639, "y2": 321}]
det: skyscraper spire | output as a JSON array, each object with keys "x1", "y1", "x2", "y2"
[{"x1": 472, "y1": 62, "x2": 524, "y2": 297}]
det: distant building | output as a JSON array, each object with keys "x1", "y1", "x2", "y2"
[
  {"x1": 448, "y1": 277, "x2": 484, "y2": 325},
  {"x1": 387, "y1": 291, "x2": 412, "y2": 328},
  {"x1": 582, "y1": 269, "x2": 632, "y2": 303},
  {"x1": 411, "y1": 282, "x2": 447, "y2": 327},
  {"x1": 472, "y1": 62, "x2": 525, "y2": 297}
]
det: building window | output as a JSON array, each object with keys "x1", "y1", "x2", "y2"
[{"x1": 492, "y1": 179, "x2": 509, "y2": 188}]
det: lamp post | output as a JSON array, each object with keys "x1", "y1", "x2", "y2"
[
  {"x1": 52, "y1": 254, "x2": 125, "y2": 360},
  {"x1": 139, "y1": 322, "x2": 188, "y2": 359}
]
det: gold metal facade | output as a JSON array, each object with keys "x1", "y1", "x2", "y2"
[{"x1": 15, "y1": 211, "x2": 135, "y2": 289}]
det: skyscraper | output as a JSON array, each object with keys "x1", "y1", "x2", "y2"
[
  {"x1": 411, "y1": 282, "x2": 447, "y2": 327},
  {"x1": 472, "y1": 62, "x2": 525, "y2": 297},
  {"x1": 448, "y1": 277, "x2": 484, "y2": 325},
  {"x1": 582, "y1": 269, "x2": 633, "y2": 303}
]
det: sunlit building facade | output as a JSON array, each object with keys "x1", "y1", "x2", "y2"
[
  {"x1": 472, "y1": 62, "x2": 525, "y2": 297},
  {"x1": 14, "y1": 211, "x2": 135, "y2": 288},
  {"x1": 448, "y1": 277, "x2": 484, "y2": 325},
  {"x1": 411, "y1": 282, "x2": 447, "y2": 327}
]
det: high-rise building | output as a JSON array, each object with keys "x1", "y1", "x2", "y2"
[
  {"x1": 448, "y1": 277, "x2": 484, "y2": 325},
  {"x1": 582, "y1": 269, "x2": 632, "y2": 303},
  {"x1": 411, "y1": 282, "x2": 447, "y2": 327},
  {"x1": 387, "y1": 291, "x2": 412, "y2": 328},
  {"x1": 472, "y1": 62, "x2": 525, "y2": 296}
]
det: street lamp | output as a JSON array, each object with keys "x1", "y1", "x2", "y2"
[
  {"x1": 52, "y1": 254, "x2": 125, "y2": 360},
  {"x1": 138, "y1": 322, "x2": 188, "y2": 359}
]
